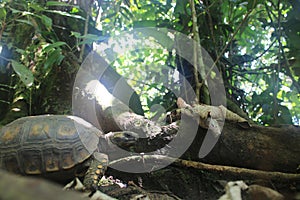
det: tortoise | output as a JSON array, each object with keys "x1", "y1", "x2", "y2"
[{"x1": 0, "y1": 115, "x2": 138, "y2": 189}]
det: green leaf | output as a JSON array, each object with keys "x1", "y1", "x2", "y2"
[
  {"x1": 102, "y1": 18, "x2": 111, "y2": 23},
  {"x1": 77, "y1": 34, "x2": 100, "y2": 44},
  {"x1": 40, "y1": 15, "x2": 52, "y2": 29},
  {"x1": 11, "y1": 60, "x2": 34, "y2": 87},
  {"x1": 15, "y1": 19, "x2": 34, "y2": 26},
  {"x1": 70, "y1": 7, "x2": 80, "y2": 14},
  {"x1": 29, "y1": 3, "x2": 45, "y2": 12},
  {"x1": 71, "y1": 32, "x2": 104, "y2": 44},
  {"x1": 15, "y1": 48, "x2": 26, "y2": 55},
  {"x1": 43, "y1": 42, "x2": 66, "y2": 53},
  {"x1": 46, "y1": 1, "x2": 75, "y2": 7},
  {"x1": 75, "y1": 33, "x2": 99, "y2": 40},
  {"x1": 174, "y1": 0, "x2": 189, "y2": 16},
  {"x1": 277, "y1": 105, "x2": 293, "y2": 124},
  {"x1": 0, "y1": 7, "x2": 7, "y2": 20},
  {"x1": 70, "y1": 31, "x2": 81, "y2": 38},
  {"x1": 44, "y1": 49, "x2": 64, "y2": 70},
  {"x1": 45, "y1": 10, "x2": 85, "y2": 20},
  {"x1": 9, "y1": 8, "x2": 23, "y2": 14}
]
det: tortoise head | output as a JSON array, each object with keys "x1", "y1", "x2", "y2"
[
  {"x1": 109, "y1": 131, "x2": 139, "y2": 148},
  {"x1": 100, "y1": 131, "x2": 139, "y2": 153}
]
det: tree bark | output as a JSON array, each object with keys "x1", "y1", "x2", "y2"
[{"x1": 198, "y1": 123, "x2": 300, "y2": 173}]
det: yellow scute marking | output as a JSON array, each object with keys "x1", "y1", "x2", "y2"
[
  {"x1": 1, "y1": 127, "x2": 20, "y2": 143},
  {"x1": 30, "y1": 123, "x2": 50, "y2": 137},
  {"x1": 45, "y1": 156, "x2": 59, "y2": 172},
  {"x1": 62, "y1": 155, "x2": 75, "y2": 169},
  {"x1": 58, "y1": 125, "x2": 76, "y2": 136},
  {"x1": 25, "y1": 167, "x2": 41, "y2": 174}
]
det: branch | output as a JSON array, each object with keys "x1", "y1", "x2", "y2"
[
  {"x1": 79, "y1": 1, "x2": 92, "y2": 63},
  {"x1": 109, "y1": 155, "x2": 300, "y2": 182},
  {"x1": 189, "y1": 0, "x2": 202, "y2": 101}
]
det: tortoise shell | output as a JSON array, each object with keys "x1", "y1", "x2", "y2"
[{"x1": 0, "y1": 115, "x2": 104, "y2": 182}]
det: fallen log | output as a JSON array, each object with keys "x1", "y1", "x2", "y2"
[
  {"x1": 74, "y1": 77, "x2": 300, "y2": 173},
  {"x1": 196, "y1": 122, "x2": 300, "y2": 173}
]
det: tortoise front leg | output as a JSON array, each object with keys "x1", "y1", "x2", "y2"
[{"x1": 83, "y1": 152, "x2": 108, "y2": 191}]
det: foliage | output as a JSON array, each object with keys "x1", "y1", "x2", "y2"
[
  {"x1": 0, "y1": 0, "x2": 299, "y2": 125},
  {"x1": 0, "y1": 0, "x2": 93, "y2": 118},
  {"x1": 221, "y1": 0, "x2": 300, "y2": 125},
  {"x1": 98, "y1": 0, "x2": 299, "y2": 125}
]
